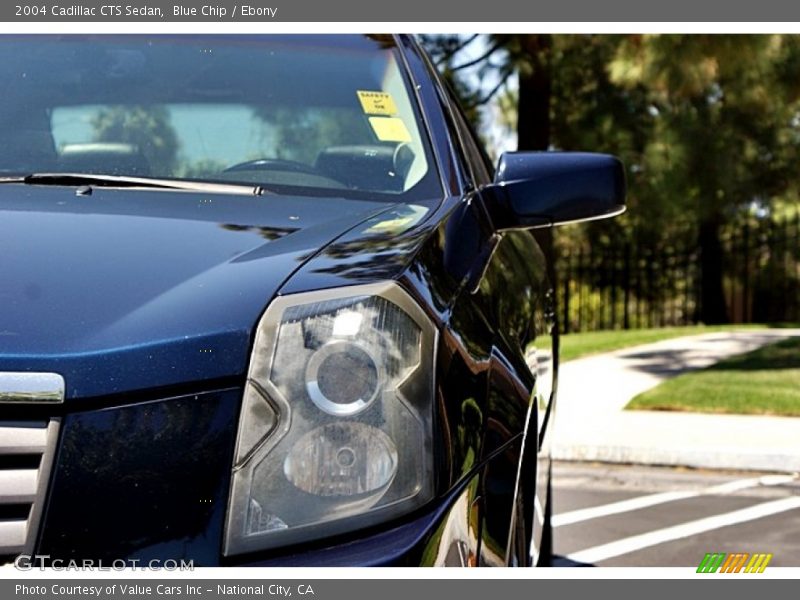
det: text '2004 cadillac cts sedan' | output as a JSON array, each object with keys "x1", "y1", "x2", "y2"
[{"x1": 0, "y1": 34, "x2": 624, "y2": 567}]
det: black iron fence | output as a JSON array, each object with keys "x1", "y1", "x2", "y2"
[{"x1": 555, "y1": 213, "x2": 800, "y2": 333}]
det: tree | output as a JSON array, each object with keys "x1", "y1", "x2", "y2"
[
  {"x1": 610, "y1": 35, "x2": 800, "y2": 322},
  {"x1": 252, "y1": 107, "x2": 366, "y2": 165},
  {"x1": 91, "y1": 105, "x2": 179, "y2": 176}
]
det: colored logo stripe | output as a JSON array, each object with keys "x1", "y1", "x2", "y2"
[
  {"x1": 720, "y1": 553, "x2": 749, "y2": 573},
  {"x1": 745, "y1": 553, "x2": 773, "y2": 573},
  {"x1": 697, "y1": 553, "x2": 726, "y2": 573},
  {"x1": 697, "y1": 552, "x2": 773, "y2": 573}
]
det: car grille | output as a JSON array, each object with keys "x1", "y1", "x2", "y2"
[{"x1": 0, "y1": 420, "x2": 59, "y2": 565}]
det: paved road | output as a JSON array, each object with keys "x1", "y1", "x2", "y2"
[{"x1": 551, "y1": 461, "x2": 800, "y2": 567}]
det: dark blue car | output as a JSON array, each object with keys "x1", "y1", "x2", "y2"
[{"x1": 0, "y1": 34, "x2": 624, "y2": 567}]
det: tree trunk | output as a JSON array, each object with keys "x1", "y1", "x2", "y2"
[
  {"x1": 516, "y1": 35, "x2": 556, "y2": 280},
  {"x1": 516, "y1": 34, "x2": 551, "y2": 152},
  {"x1": 698, "y1": 217, "x2": 729, "y2": 324}
]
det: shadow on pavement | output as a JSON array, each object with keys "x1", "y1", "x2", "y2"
[
  {"x1": 614, "y1": 333, "x2": 786, "y2": 377},
  {"x1": 550, "y1": 555, "x2": 595, "y2": 567},
  {"x1": 616, "y1": 347, "x2": 697, "y2": 377}
]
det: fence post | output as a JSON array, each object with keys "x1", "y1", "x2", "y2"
[
  {"x1": 636, "y1": 251, "x2": 643, "y2": 328},
  {"x1": 609, "y1": 253, "x2": 617, "y2": 330},
  {"x1": 683, "y1": 242, "x2": 691, "y2": 326},
  {"x1": 578, "y1": 249, "x2": 584, "y2": 332},
  {"x1": 562, "y1": 257, "x2": 571, "y2": 335},
  {"x1": 766, "y1": 218, "x2": 775, "y2": 320},
  {"x1": 743, "y1": 219, "x2": 750, "y2": 323},
  {"x1": 795, "y1": 211, "x2": 800, "y2": 323},
  {"x1": 623, "y1": 244, "x2": 631, "y2": 330},
  {"x1": 647, "y1": 248, "x2": 655, "y2": 328}
]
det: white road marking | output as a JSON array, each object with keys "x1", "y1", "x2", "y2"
[
  {"x1": 553, "y1": 474, "x2": 797, "y2": 527},
  {"x1": 567, "y1": 495, "x2": 800, "y2": 564},
  {"x1": 529, "y1": 495, "x2": 546, "y2": 564}
]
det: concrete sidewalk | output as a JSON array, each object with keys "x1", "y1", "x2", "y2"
[{"x1": 552, "y1": 329, "x2": 800, "y2": 473}]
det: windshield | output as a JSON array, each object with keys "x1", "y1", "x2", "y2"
[{"x1": 0, "y1": 35, "x2": 440, "y2": 201}]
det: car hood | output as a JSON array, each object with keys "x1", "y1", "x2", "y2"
[{"x1": 0, "y1": 184, "x2": 394, "y2": 400}]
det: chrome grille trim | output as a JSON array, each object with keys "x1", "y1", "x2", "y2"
[
  {"x1": 0, "y1": 470, "x2": 38, "y2": 504},
  {"x1": 0, "y1": 424, "x2": 47, "y2": 455},
  {"x1": 0, "y1": 372, "x2": 65, "y2": 404},
  {"x1": 0, "y1": 521, "x2": 27, "y2": 555},
  {"x1": 0, "y1": 419, "x2": 60, "y2": 560}
]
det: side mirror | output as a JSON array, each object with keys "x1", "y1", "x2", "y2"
[{"x1": 487, "y1": 152, "x2": 626, "y2": 230}]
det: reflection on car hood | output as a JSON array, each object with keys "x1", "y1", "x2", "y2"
[{"x1": 0, "y1": 184, "x2": 393, "y2": 400}]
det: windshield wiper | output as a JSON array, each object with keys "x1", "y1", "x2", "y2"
[{"x1": 0, "y1": 173, "x2": 267, "y2": 196}]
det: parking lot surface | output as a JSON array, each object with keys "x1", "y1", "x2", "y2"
[{"x1": 551, "y1": 461, "x2": 800, "y2": 567}]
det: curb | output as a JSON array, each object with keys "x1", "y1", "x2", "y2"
[{"x1": 552, "y1": 444, "x2": 800, "y2": 474}]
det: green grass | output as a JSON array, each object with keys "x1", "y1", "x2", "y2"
[
  {"x1": 626, "y1": 336, "x2": 800, "y2": 416},
  {"x1": 560, "y1": 324, "x2": 769, "y2": 362}
]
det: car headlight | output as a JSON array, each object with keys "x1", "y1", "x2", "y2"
[{"x1": 224, "y1": 282, "x2": 437, "y2": 555}]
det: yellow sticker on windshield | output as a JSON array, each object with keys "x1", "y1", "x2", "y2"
[
  {"x1": 357, "y1": 90, "x2": 399, "y2": 115},
  {"x1": 368, "y1": 117, "x2": 412, "y2": 142}
]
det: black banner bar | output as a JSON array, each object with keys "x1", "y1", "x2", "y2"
[
  {"x1": 5, "y1": 0, "x2": 800, "y2": 22},
  {"x1": 3, "y1": 579, "x2": 795, "y2": 600}
]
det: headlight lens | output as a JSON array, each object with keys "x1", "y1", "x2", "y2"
[
  {"x1": 224, "y1": 282, "x2": 436, "y2": 555},
  {"x1": 305, "y1": 339, "x2": 382, "y2": 416}
]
